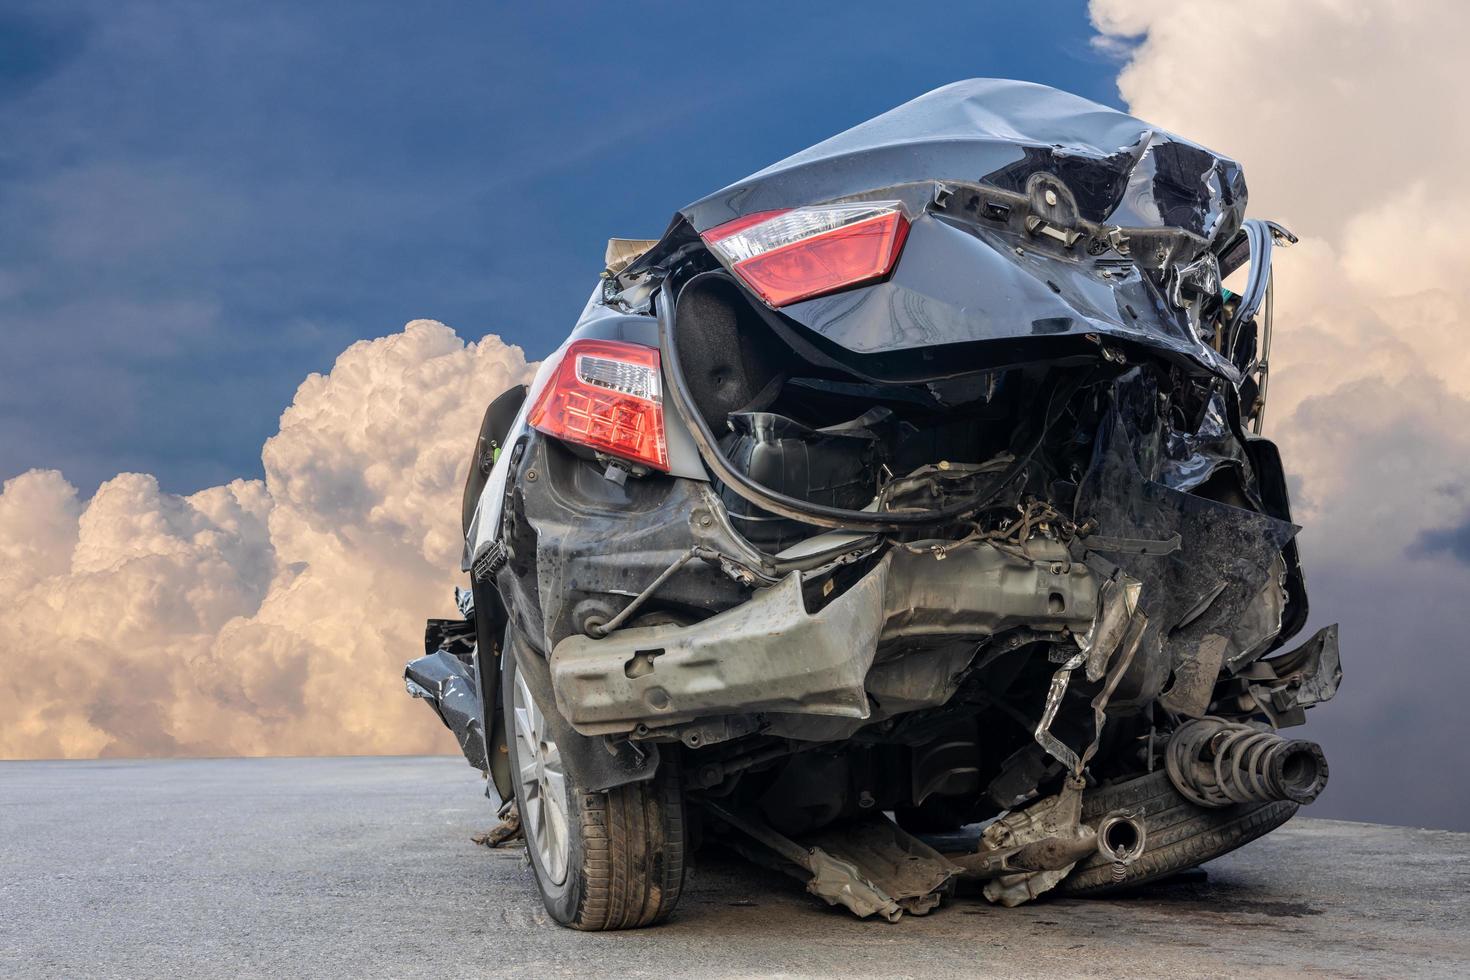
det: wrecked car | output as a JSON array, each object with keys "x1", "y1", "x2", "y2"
[{"x1": 406, "y1": 78, "x2": 1340, "y2": 929}]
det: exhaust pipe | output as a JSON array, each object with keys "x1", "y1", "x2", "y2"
[
  {"x1": 953, "y1": 810, "x2": 1147, "y2": 879},
  {"x1": 1165, "y1": 717, "x2": 1329, "y2": 808},
  {"x1": 1094, "y1": 811, "x2": 1147, "y2": 884},
  {"x1": 1095, "y1": 811, "x2": 1147, "y2": 863}
]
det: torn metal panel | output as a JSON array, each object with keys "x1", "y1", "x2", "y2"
[
  {"x1": 1032, "y1": 589, "x2": 1145, "y2": 779},
  {"x1": 1242, "y1": 435, "x2": 1311, "y2": 652},
  {"x1": 471, "y1": 800, "x2": 523, "y2": 848},
  {"x1": 1034, "y1": 650, "x2": 1087, "y2": 772},
  {"x1": 980, "y1": 777, "x2": 1089, "y2": 907},
  {"x1": 550, "y1": 538, "x2": 1101, "y2": 736},
  {"x1": 1076, "y1": 404, "x2": 1298, "y2": 715},
  {"x1": 404, "y1": 647, "x2": 487, "y2": 772},
  {"x1": 1270, "y1": 624, "x2": 1343, "y2": 709},
  {"x1": 1078, "y1": 609, "x2": 1149, "y2": 774},
  {"x1": 803, "y1": 817, "x2": 958, "y2": 918},
  {"x1": 1159, "y1": 389, "x2": 1249, "y2": 492},
  {"x1": 1163, "y1": 632, "x2": 1232, "y2": 719},
  {"x1": 703, "y1": 800, "x2": 958, "y2": 921},
  {"x1": 551, "y1": 567, "x2": 886, "y2": 735},
  {"x1": 1254, "y1": 624, "x2": 1343, "y2": 724},
  {"x1": 1079, "y1": 572, "x2": 1142, "y2": 682},
  {"x1": 1224, "y1": 553, "x2": 1289, "y2": 673}
]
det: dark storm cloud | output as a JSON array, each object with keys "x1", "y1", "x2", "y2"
[
  {"x1": 1410, "y1": 510, "x2": 1470, "y2": 566},
  {"x1": 0, "y1": 0, "x2": 1114, "y2": 495}
]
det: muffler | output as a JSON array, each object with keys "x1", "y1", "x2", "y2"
[{"x1": 1165, "y1": 717, "x2": 1329, "y2": 808}]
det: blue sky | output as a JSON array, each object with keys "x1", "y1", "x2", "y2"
[{"x1": 0, "y1": 0, "x2": 1116, "y2": 493}]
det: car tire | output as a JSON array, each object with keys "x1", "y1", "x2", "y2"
[
  {"x1": 502, "y1": 641, "x2": 687, "y2": 930},
  {"x1": 1057, "y1": 768, "x2": 1297, "y2": 895}
]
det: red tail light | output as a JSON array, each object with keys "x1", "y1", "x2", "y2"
[
  {"x1": 527, "y1": 339, "x2": 669, "y2": 472},
  {"x1": 701, "y1": 201, "x2": 910, "y2": 307}
]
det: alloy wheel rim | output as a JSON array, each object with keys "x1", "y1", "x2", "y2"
[{"x1": 512, "y1": 669, "x2": 571, "y2": 885}]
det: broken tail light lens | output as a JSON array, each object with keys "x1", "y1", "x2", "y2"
[
  {"x1": 527, "y1": 339, "x2": 669, "y2": 471},
  {"x1": 701, "y1": 202, "x2": 910, "y2": 307}
]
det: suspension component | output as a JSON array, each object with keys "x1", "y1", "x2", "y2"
[
  {"x1": 951, "y1": 807, "x2": 1146, "y2": 882},
  {"x1": 1165, "y1": 717, "x2": 1329, "y2": 808}
]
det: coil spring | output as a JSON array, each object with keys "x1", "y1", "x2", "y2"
[{"x1": 1165, "y1": 717, "x2": 1328, "y2": 809}]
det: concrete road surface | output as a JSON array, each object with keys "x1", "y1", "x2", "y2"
[{"x1": 2, "y1": 756, "x2": 1467, "y2": 978}]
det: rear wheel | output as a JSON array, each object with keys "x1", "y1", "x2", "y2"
[
  {"x1": 503, "y1": 642, "x2": 687, "y2": 929},
  {"x1": 1058, "y1": 768, "x2": 1296, "y2": 895}
]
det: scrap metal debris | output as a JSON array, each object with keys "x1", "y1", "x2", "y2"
[
  {"x1": 471, "y1": 801, "x2": 523, "y2": 849},
  {"x1": 702, "y1": 800, "x2": 957, "y2": 921}
]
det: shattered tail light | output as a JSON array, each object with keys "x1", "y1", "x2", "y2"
[
  {"x1": 701, "y1": 202, "x2": 910, "y2": 307},
  {"x1": 527, "y1": 338, "x2": 669, "y2": 471}
]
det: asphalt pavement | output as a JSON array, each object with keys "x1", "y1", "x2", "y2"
[{"x1": 2, "y1": 755, "x2": 1467, "y2": 978}]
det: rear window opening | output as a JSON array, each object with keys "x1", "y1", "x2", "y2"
[{"x1": 670, "y1": 272, "x2": 1102, "y2": 550}]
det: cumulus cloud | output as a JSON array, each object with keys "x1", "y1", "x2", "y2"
[
  {"x1": 1091, "y1": 0, "x2": 1470, "y2": 827},
  {"x1": 0, "y1": 321, "x2": 533, "y2": 760}
]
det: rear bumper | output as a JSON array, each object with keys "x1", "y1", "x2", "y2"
[{"x1": 549, "y1": 539, "x2": 1100, "y2": 736}]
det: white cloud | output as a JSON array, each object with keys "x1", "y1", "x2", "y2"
[
  {"x1": 0, "y1": 469, "x2": 81, "y2": 597},
  {"x1": 1090, "y1": 0, "x2": 1470, "y2": 825},
  {"x1": 0, "y1": 320, "x2": 533, "y2": 759},
  {"x1": 1088, "y1": 0, "x2": 1470, "y2": 540}
]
